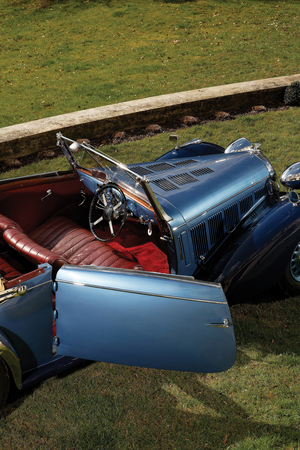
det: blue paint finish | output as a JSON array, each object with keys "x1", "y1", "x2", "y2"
[
  {"x1": 212, "y1": 198, "x2": 300, "y2": 301},
  {"x1": 0, "y1": 265, "x2": 53, "y2": 372},
  {"x1": 21, "y1": 356, "x2": 83, "y2": 389},
  {"x1": 56, "y1": 266, "x2": 236, "y2": 373},
  {"x1": 132, "y1": 152, "x2": 269, "y2": 223},
  {"x1": 155, "y1": 141, "x2": 225, "y2": 160}
]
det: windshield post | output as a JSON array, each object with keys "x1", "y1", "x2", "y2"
[{"x1": 56, "y1": 133, "x2": 173, "y2": 235}]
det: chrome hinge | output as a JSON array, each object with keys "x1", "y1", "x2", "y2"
[
  {"x1": 0, "y1": 285, "x2": 27, "y2": 305},
  {"x1": 52, "y1": 335, "x2": 60, "y2": 355},
  {"x1": 53, "y1": 336, "x2": 60, "y2": 346}
]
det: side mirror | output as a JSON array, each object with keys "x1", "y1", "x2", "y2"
[
  {"x1": 280, "y1": 162, "x2": 300, "y2": 190},
  {"x1": 288, "y1": 190, "x2": 300, "y2": 207}
]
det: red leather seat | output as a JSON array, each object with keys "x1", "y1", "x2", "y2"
[
  {"x1": 0, "y1": 213, "x2": 143, "y2": 273},
  {"x1": 30, "y1": 216, "x2": 143, "y2": 270}
]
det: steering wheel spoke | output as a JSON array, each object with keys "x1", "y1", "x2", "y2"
[{"x1": 89, "y1": 184, "x2": 127, "y2": 242}]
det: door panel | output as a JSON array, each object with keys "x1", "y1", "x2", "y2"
[
  {"x1": 55, "y1": 266, "x2": 236, "y2": 373},
  {"x1": 0, "y1": 264, "x2": 53, "y2": 372}
]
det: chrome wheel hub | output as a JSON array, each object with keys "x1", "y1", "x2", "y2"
[{"x1": 290, "y1": 242, "x2": 300, "y2": 282}]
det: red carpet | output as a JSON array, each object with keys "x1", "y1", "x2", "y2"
[{"x1": 110, "y1": 241, "x2": 169, "y2": 273}]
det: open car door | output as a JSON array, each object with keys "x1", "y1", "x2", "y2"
[{"x1": 54, "y1": 266, "x2": 236, "y2": 373}]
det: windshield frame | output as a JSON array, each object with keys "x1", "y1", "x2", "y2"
[{"x1": 56, "y1": 133, "x2": 173, "y2": 228}]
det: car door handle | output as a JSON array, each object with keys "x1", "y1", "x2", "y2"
[
  {"x1": 0, "y1": 285, "x2": 27, "y2": 305},
  {"x1": 41, "y1": 189, "x2": 52, "y2": 202},
  {"x1": 206, "y1": 318, "x2": 231, "y2": 328}
]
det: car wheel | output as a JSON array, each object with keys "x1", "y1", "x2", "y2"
[
  {"x1": 280, "y1": 241, "x2": 300, "y2": 295},
  {"x1": 0, "y1": 358, "x2": 10, "y2": 410}
]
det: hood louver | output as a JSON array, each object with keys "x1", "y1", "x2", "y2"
[
  {"x1": 191, "y1": 167, "x2": 214, "y2": 177},
  {"x1": 169, "y1": 173, "x2": 198, "y2": 186},
  {"x1": 190, "y1": 186, "x2": 267, "y2": 261},
  {"x1": 173, "y1": 159, "x2": 197, "y2": 167},
  {"x1": 147, "y1": 162, "x2": 174, "y2": 172},
  {"x1": 152, "y1": 179, "x2": 179, "y2": 191}
]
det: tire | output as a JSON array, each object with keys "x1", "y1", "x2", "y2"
[
  {"x1": 279, "y1": 241, "x2": 300, "y2": 295},
  {"x1": 0, "y1": 358, "x2": 10, "y2": 411}
]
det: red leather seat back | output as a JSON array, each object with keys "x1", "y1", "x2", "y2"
[
  {"x1": 0, "y1": 213, "x2": 23, "y2": 233},
  {"x1": 3, "y1": 228, "x2": 68, "y2": 268}
]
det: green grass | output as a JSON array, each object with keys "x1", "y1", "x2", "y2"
[
  {"x1": 1, "y1": 0, "x2": 300, "y2": 127},
  {"x1": 1, "y1": 1, "x2": 300, "y2": 448}
]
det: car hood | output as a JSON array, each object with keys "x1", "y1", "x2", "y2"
[{"x1": 128, "y1": 151, "x2": 270, "y2": 224}]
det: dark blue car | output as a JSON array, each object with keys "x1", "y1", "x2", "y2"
[{"x1": 1, "y1": 132, "x2": 299, "y2": 410}]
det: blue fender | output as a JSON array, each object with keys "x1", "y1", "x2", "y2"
[
  {"x1": 208, "y1": 197, "x2": 300, "y2": 302},
  {"x1": 0, "y1": 330, "x2": 22, "y2": 389},
  {"x1": 156, "y1": 141, "x2": 224, "y2": 161}
]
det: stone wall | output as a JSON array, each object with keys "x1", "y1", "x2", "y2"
[{"x1": 1, "y1": 74, "x2": 300, "y2": 162}]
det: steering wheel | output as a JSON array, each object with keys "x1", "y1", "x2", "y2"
[{"x1": 89, "y1": 184, "x2": 127, "y2": 242}]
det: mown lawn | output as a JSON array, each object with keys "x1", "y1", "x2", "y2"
[
  {"x1": 1, "y1": 1, "x2": 300, "y2": 449},
  {"x1": 1, "y1": 0, "x2": 299, "y2": 127}
]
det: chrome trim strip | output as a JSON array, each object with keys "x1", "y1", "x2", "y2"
[
  {"x1": 57, "y1": 265, "x2": 223, "y2": 288},
  {"x1": 57, "y1": 279, "x2": 226, "y2": 304},
  {"x1": 173, "y1": 177, "x2": 269, "y2": 231},
  {"x1": 27, "y1": 280, "x2": 52, "y2": 292}
]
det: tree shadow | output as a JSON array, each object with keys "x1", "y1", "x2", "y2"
[{"x1": 158, "y1": 376, "x2": 300, "y2": 448}]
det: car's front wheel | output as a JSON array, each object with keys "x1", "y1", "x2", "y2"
[
  {"x1": 0, "y1": 358, "x2": 10, "y2": 410},
  {"x1": 280, "y1": 241, "x2": 300, "y2": 295}
]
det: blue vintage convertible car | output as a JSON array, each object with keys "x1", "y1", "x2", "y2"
[{"x1": 1, "y1": 132, "x2": 300, "y2": 410}]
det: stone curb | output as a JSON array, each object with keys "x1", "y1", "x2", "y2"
[{"x1": 1, "y1": 74, "x2": 300, "y2": 162}]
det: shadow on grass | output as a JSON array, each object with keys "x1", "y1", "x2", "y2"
[
  {"x1": 157, "y1": 377, "x2": 300, "y2": 449},
  {"x1": 1, "y1": 360, "x2": 93, "y2": 417},
  {"x1": 231, "y1": 288, "x2": 300, "y2": 358}
]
